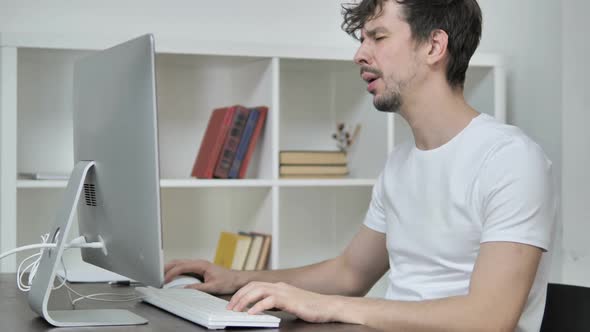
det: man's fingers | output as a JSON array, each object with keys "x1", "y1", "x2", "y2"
[
  {"x1": 163, "y1": 260, "x2": 208, "y2": 283},
  {"x1": 164, "y1": 259, "x2": 183, "y2": 273},
  {"x1": 227, "y1": 282, "x2": 256, "y2": 309},
  {"x1": 248, "y1": 295, "x2": 278, "y2": 315},
  {"x1": 232, "y1": 285, "x2": 270, "y2": 312},
  {"x1": 184, "y1": 282, "x2": 215, "y2": 293}
]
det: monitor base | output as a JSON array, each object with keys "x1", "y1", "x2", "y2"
[
  {"x1": 46, "y1": 309, "x2": 147, "y2": 327},
  {"x1": 26, "y1": 161, "x2": 148, "y2": 327}
]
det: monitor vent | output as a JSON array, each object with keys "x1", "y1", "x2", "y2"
[{"x1": 84, "y1": 184, "x2": 97, "y2": 207}]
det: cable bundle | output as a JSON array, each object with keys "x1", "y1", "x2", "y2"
[{"x1": 2, "y1": 234, "x2": 143, "y2": 306}]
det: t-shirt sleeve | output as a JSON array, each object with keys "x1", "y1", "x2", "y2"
[
  {"x1": 363, "y1": 171, "x2": 387, "y2": 233},
  {"x1": 478, "y1": 138, "x2": 556, "y2": 251}
]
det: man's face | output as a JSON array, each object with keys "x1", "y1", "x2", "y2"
[{"x1": 353, "y1": 1, "x2": 422, "y2": 113}]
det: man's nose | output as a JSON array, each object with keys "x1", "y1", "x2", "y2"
[{"x1": 354, "y1": 42, "x2": 371, "y2": 66}]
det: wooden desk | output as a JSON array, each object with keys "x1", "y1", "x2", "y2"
[{"x1": 0, "y1": 274, "x2": 378, "y2": 331}]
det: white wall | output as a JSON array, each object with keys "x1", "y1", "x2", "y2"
[
  {"x1": 0, "y1": 0, "x2": 569, "y2": 280},
  {"x1": 0, "y1": 1, "x2": 351, "y2": 47},
  {"x1": 562, "y1": 0, "x2": 590, "y2": 286},
  {"x1": 477, "y1": 0, "x2": 563, "y2": 281}
]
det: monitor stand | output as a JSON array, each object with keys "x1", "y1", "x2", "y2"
[{"x1": 26, "y1": 161, "x2": 148, "y2": 327}]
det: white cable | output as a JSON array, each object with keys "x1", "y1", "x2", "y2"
[
  {"x1": 55, "y1": 260, "x2": 142, "y2": 306},
  {"x1": 4, "y1": 234, "x2": 105, "y2": 292},
  {"x1": 17, "y1": 252, "x2": 41, "y2": 291},
  {"x1": 54, "y1": 273, "x2": 142, "y2": 307},
  {"x1": 0, "y1": 237, "x2": 105, "y2": 261},
  {"x1": 55, "y1": 254, "x2": 142, "y2": 306},
  {"x1": 28, "y1": 233, "x2": 51, "y2": 286},
  {"x1": 17, "y1": 233, "x2": 51, "y2": 292},
  {"x1": 1, "y1": 243, "x2": 56, "y2": 261},
  {"x1": 5, "y1": 233, "x2": 144, "y2": 306}
]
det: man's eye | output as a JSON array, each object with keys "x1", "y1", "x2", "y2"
[{"x1": 375, "y1": 36, "x2": 386, "y2": 41}]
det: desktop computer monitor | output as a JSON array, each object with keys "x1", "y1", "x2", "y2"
[
  {"x1": 27, "y1": 34, "x2": 164, "y2": 327},
  {"x1": 73, "y1": 34, "x2": 164, "y2": 288}
]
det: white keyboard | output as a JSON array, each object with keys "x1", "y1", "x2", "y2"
[{"x1": 135, "y1": 286, "x2": 280, "y2": 329}]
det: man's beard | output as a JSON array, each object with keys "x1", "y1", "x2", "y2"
[{"x1": 374, "y1": 87, "x2": 402, "y2": 113}]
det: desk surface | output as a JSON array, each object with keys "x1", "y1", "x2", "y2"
[{"x1": 0, "y1": 273, "x2": 378, "y2": 331}]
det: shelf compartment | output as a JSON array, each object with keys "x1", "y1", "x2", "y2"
[
  {"x1": 17, "y1": 48, "x2": 91, "y2": 176},
  {"x1": 279, "y1": 59, "x2": 388, "y2": 179},
  {"x1": 161, "y1": 187, "x2": 272, "y2": 263},
  {"x1": 156, "y1": 53, "x2": 274, "y2": 180},
  {"x1": 17, "y1": 48, "x2": 274, "y2": 181},
  {"x1": 278, "y1": 186, "x2": 371, "y2": 268}
]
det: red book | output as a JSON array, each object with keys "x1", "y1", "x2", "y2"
[
  {"x1": 213, "y1": 106, "x2": 250, "y2": 178},
  {"x1": 191, "y1": 106, "x2": 238, "y2": 179},
  {"x1": 238, "y1": 106, "x2": 268, "y2": 179}
]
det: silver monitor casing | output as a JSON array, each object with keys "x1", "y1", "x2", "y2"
[{"x1": 27, "y1": 34, "x2": 164, "y2": 326}]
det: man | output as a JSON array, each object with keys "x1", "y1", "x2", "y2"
[{"x1": 165, "y1": 1, "x2": 556, "y2": 331}]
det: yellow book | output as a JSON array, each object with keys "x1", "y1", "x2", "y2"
[
  {"x1": 213, "y1": 231, "x2": 253, "y2": 270},
  {"x1": 213, "y1": 232, "x2": 238, "y2": 269}
]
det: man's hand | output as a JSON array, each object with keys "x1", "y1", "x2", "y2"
[
  {"x1": 164, "y1": 259, "x2": 240, "y2": 295},
  {"x1": 227, "y1": 281, "x2": 338, "y2": 323}
]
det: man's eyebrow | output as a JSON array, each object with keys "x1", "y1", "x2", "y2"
[
  {"x1": 360, "y1": 27, "x2": 389, "y2": 42},
  {"x1": 365, "y1": 27, "x2": 390, "y2": 37}
]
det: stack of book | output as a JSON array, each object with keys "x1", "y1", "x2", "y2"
[
  {"x1": 213, "y1": 231, "x2": 272, "y2": 271},
  {"x1": 279, "y1": 150, "x2": 348, "y2": 178},
  {"x1": 192, "y1": 105, "x2": 268, "y2": 179}
]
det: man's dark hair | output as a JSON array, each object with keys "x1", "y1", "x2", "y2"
[{"x1": 341, "y1": 0, "x2": 482, "y2": 90}]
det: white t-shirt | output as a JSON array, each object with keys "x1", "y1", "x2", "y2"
[{"x1": 363, "y1": 113, "x2": 556, "y2": 332}]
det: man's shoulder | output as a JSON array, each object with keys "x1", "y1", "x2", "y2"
[
  {"x1": 475, "y1": 115, "x2": 550, "y2": 166},
  {"x1": 471, "y1": 113, "x2": 526, "y2": 143}
]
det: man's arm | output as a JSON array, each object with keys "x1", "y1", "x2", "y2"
[
  {"x1": 260, "y1": 241, "x2": 539, "y2": 331},
  {"x1": 164, "y1": 225, "x2": 389, "y2": 296},
  {"x1": 330, "y1": 241, "x2": 541, "y2": 331}
]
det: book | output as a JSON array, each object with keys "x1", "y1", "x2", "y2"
[
  {"x1": 242, "y1": 233, "x2": 265, "y2": 271},
  {"x1": 279, "y1": 165, "x2": 349, "y2": 176},
  {"x1": 213, "y1": 106, "x2": 250, "y2": 178},
  {"x1": 213, "y1": 232, "x2": 238, "y2": 269},
  {"x1": 228, "y1": 109, "x2": 260, "y2": 179},
  {"x1": 279, "y1": 174, "x2": 349, "y2": 179},
  {"x1": 279, "y1": 150, "x2": 347, "y2": 165},
  {"x1": 191, "y1": 106, "x2": 239, "y2": 179},
  {"x1": 231, "y1": 233, "x2": 253, "y2": 270},
  {"x1": 256, "y1": 234, "x2": 271, "y2": 270},
  {"x1": 237, "y1": 106, "x2": 268, "y2": 179},
  {"x1": 213, "y1": 231, "x2": 252, "y2": 270}
]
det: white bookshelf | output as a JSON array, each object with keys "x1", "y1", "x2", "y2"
[{"x1": 0, "y1": 32, "x2": 506, "y2": 297}]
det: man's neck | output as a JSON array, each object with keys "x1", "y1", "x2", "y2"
[{"x1": 398, "y1": 79, "x2": 479, "y2": 151}]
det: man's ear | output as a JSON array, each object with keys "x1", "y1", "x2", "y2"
[{"x1": 425, "y1": 29, "x2": 448, "y2": 66}]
